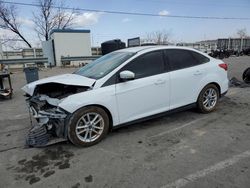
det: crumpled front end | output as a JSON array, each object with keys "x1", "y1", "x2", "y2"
[
  {"x1": 26, "y1": 95, "x2": 70, "y2": 147},
  {"x1": 23, "y1": 81, "x2": 92, "y2": 147}
]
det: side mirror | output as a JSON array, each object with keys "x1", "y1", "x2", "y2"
[{"x1": 119, "y1": 70, "x2": 135, "y2": 81}]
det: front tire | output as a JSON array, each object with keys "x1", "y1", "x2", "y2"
[
  {"x1": 68, "y1": 106, "x2": 109, "y2": 147},
  {"x1": 197, "y1": 84, "x2": 219, "y2": 113}
]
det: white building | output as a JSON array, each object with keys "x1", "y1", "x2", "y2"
[{"x1": 42, "y1": 29, "x2": 91, "y2": 66}]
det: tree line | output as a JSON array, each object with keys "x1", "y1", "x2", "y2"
[{"x1": 0, "y1": 0, "x2": 75, "y2": 48}]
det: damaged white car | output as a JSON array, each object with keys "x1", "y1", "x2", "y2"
[{"x1": 22, "y1": 46, "x2": 228, "y2": 147}]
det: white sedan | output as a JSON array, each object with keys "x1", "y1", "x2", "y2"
[{"x1": 22, "y1": 46, "x2": 228, "y2": 147}]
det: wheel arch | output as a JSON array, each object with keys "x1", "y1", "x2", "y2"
[
  {"x1": 197, "y1": 82, "x2": 221, "y2": 101},
  {"x1": 196, "y1": 82, "x2": 221, "y2": 113},
  {"x1": 207, "y1": 82, "x2": 221, "y2": 97},
  {"x1": 82, "y1": 104, "x2": 114, "y2": 131}
]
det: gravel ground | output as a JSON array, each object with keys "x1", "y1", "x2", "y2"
[{"x1": 0, "y1": 56, "x2": 249, "y2": 188}]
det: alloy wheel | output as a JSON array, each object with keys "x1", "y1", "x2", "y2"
[
  {"x1": 75, "y1": 112, "x2": 104, "y2": 143},
  {"x1": 202, "y1": 88, "x2": 218, "y2": 110}
]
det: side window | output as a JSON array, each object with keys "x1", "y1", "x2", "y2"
[
  {"x1": 121, "y1": 50, "x2": 165, "y2": 79},
  {"x1": 165, "y1": 49, "x2": 200, "y2": 71},
  {"x1": 190, "y1": 51, "x2": 210, "y2": 64}
]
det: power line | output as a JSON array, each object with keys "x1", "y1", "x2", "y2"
[
  {"x1": 0, "y1": 0, "x2": 250, "y2": 20},
  {"x1": 135, "y1": 0, "x2": 250, "y2": 8}
]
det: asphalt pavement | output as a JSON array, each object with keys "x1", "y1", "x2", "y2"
[{"x1": 0, "y1": 56, "x2": 249, "y2": 188}]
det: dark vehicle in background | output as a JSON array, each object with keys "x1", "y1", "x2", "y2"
[{"x1": 101, "y1": 39, "x2": 126, "y2": 55}]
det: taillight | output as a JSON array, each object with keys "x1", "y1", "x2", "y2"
[{"x1": 219, "y1": 63, "x2": 228, "y2": 71}]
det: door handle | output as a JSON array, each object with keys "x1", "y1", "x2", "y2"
[
  {"x1": 194, "y1": 71, "x2": 202, "y2": 76},
  {"x1": 154, "y1": 79, "x2": 166, "y2": 85}
]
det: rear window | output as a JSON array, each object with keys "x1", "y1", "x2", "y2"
[
  {"x1": 165, "y1": 49, "x2": 210, "y2": 71},
  {"x1": 190, "y1": 51, "x2": 210, "y2": 64},
  {"x1": 165, "y1": 49, "x2": 198, "y2": 71}
]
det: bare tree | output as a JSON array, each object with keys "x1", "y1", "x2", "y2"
[
  {"x1": 33, "y1": 0, "x2": 75, "y2": 41},
  {"x1": 144, "y1": 30, "x2": 171, "y2": 45},
  {"x1": 0, "y1": 2, "x2": 32, "y2": 48},
  {"x1": 0, "y1": 35, "x2": 24, "y2": 50},
  {"x1": 237, "y1": 28, "x2": 248, "y2": 38}
]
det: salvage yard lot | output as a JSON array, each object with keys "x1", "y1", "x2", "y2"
[{"x1": 0, "y1": 56, "x2": 250, "y2": 188}]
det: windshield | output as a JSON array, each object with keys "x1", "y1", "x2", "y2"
[{"x1": 74, "y1": 51, "x2": 135, "y2": 79}]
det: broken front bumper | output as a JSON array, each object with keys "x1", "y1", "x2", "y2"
[
  {"x1": 29, "y1": 106, "x2": 67, "y2": 125},
  {"x1": 27, "y1": 105, "x2": 70, "y2": 147}
]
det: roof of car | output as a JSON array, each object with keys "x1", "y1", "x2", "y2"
[{"x1": 117, "y1": 45, "x2": 200, "y2": 53}]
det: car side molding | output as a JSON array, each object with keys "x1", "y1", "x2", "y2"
[{"x1": 112, "y1": 103, "x2": 197, "y2": 130}]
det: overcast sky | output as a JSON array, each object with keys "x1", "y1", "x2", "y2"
[{"x1": 1, "y1": 0, "x2": 250, "y2": 48}]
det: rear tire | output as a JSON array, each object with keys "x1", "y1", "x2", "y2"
[
  {"x1": 68, "y1": 106, "x2": 109, "y2": 147},
  {"x1": 242, "y1": 67, "x2": 250, "y2": 84},
  {"x1": 197, "y1": 84, "x2": 219, "y2": 113}
]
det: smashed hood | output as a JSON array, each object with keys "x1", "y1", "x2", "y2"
[{"x1": 22, "y1": 74, "x2": 96, "y2": 96}]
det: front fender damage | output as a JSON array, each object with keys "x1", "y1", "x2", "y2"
[{"x1": 24, "y1": 83, "x2": 91, "y2": 147}]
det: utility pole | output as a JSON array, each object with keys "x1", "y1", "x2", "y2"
[{"x1": 240, "y1": 37, "x2": 243, "y2": 52}]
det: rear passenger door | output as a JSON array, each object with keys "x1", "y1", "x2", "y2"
[{"x1": 164, "y1": 49, "x2": 210, "y2": 109}]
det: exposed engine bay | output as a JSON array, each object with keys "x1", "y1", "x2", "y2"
[
  {"x1": 34, "y1": 83, "x2": 88, "y2": 99},
  {"x1": 25, "y1": 83, "x2": 90, "y2": 147}
]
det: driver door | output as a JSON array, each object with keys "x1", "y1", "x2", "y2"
[{"x1": 115, "y1": 50, "x2": 170, "y2": 124}]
